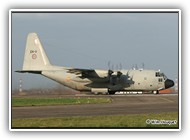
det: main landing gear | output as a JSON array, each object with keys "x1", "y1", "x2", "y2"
[
  {"x1": 108, "y1": 91, "x2": 116, "y2": 95},
  {"x1": 153, "y1": 90, "x2": 159, "y2": 94}
]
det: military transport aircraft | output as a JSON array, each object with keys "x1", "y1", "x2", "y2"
[{"x1": 16, "y1": 33, "x2": 174, "y2": 94}]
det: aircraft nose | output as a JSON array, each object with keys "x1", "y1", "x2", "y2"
[{"x1": 165, "y1": 79, "x2": 174, "y2": 89}]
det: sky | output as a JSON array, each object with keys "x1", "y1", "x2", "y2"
[{"x1": 11, "y1": 10, "x2": 179, "y2": 90}]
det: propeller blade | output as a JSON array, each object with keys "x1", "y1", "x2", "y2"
[
  {"x1": 117, "y1": 71, "x2": 122, "y2": 77},
  {"x1": 108, "y1": 61, "x2": 111, "y2": 69},
  {"x1": 108, "y1": 69, "x2": 113, "y2": 76}
]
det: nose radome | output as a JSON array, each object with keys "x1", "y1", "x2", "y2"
[{"x1": 165, "y1": 79, "x2": 174, "y2": 89}]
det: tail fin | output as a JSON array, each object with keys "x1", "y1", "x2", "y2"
[{"x1": 22, "y1": 33, "x2": 51, "y2": 70}]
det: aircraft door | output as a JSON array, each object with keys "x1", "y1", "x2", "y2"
[{"x1": 157, "y1": 77, "x2": 164, "y2": 89}]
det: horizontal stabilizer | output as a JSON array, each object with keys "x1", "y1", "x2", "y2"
[{"x1": 15, "y1": 70, "x2": 41, "y2": 74}]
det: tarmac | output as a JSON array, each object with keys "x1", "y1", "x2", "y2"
[{"x1": 12, "y1": 94, "x2": 178, "y2": 119}]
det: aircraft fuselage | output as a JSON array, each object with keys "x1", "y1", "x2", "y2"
[{"x1": 16, "y1": 33, "x2": 174, "y2": 94}]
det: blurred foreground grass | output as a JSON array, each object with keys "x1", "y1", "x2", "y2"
[
  {"x1": 12, "y1": 97, "x2": 112, "y2": 107},
  {"x1": 12, "y1": 112, "x2": 178, "y2": 128}
]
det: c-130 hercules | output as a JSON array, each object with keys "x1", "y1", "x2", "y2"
[{"x1": 16, "y1": 33, "x2": 174, "y2": 94}]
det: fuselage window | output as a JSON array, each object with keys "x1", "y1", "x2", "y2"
[
  {"x1": 158, "y1": 78, "x2": 162, "y2": 82},
  {"x1": 156, "y1": 72, "x2": 166, "y2": 80},
  {"x1": 156, "y1": 72, "x2": 159, "y2": 77},
  {"x1": 156, "y1": 72, "x2": 161, "y2": 77}
]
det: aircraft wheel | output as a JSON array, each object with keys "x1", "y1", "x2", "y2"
[
  {"x1": 108, "y1": 91, "x2": 115, "y2": 95},
  {"x1": 94, "y1": 92, "x2": 101, "y2": 95},
  {"x1": 153, "y1": 90, "x2": 159, "y2": 94}
]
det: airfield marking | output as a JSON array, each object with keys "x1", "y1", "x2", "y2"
[{"x1": 158, "y1": 97, "x2": 175, "y2": 103}]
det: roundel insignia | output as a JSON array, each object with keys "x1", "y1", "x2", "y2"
[
  {"x1": 32, "y1": 54, "x2": 37, "y2": 59},
  {"x1": 66, "y1": 76, "x2": 71, "y2": 81}
]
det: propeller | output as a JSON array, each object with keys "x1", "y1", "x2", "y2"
[
  {"x1": 108, "y1": 69, "x2": 113, "y2": 76},
  {"x1": 117, "y1": 71, "x2": 122, "y2": 78},
  {"x1": 119, "y1": 63, "x2": 122, "y2": 70},
  {"x1": 108, "y1": 61, "x2": 111, "y2": 70},
  {"x1": 125, "y1": 70, "x2": 134, "y2": 85},
  {"x1": 107, "y1": 61, "x2": 124, "y2": 85}
]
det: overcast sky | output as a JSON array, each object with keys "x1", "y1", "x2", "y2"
[{"x1": 11, "y1": 11, "x2": 179, "y2": 90}]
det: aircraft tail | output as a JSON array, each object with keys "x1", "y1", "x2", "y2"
[{"x1": 22, "y1": 33, "x2": 51, "y2": 71}]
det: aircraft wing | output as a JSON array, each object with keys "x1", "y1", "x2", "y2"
[{"x1": 66, "y1": 68, "x2": 108, "y2": 79}]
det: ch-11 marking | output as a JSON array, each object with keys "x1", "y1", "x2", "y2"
[{"x1": 30, "y1": 50, "x2": 37, "y2": 53}]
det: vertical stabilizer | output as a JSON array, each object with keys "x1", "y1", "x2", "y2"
[{"x1": 22, "y1": 33, "x2": 51, "y2": 70}]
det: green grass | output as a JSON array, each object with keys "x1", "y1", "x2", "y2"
[
  {"x1": 12, "y1": 97, "x2": 112, "y2": 107},
  {"x1": 12, "y1": 112, "x2": 178, "y2": 128}
]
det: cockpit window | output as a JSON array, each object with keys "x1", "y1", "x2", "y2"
[
  {"x1": 163, "y1": 74, "x2": 167, "y2": 80},
  {"x1": 155, "y1": 72, "x2": 161, "y2": 77},
  {"x1": 155, "y1": 72, "x2": 167, "y2": 80}
]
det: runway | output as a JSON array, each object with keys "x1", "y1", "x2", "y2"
[{"x1": 12, "y1": 94, "x2": 178, "y2": 119}]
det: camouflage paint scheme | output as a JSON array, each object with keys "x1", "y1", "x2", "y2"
[{"x1": 16, "y1": 33, "x2": 174, "y2": 94}]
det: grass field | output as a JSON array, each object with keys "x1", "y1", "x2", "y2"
[
  {"x1": 12, "y1": 112, "x2": 178, "y2": 128},
  {"x1": 12, "y1": 97, "x2": 112, "y2": 107}
]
